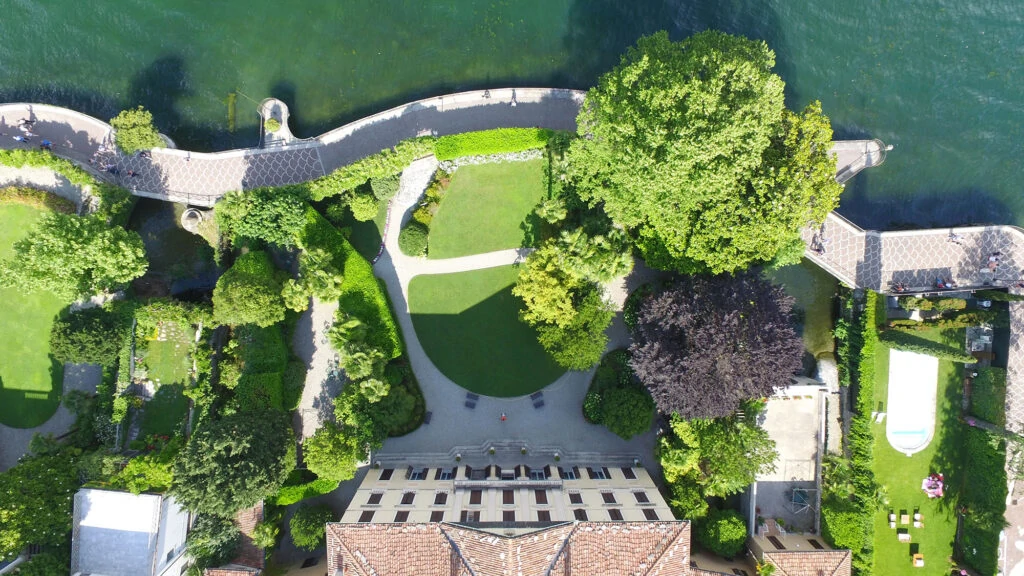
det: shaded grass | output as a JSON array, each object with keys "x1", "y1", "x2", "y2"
[
  {"x1": 409, "y1": 266, "x2": 563, "y2": 397},
  {"x1": 427, "y1": 160, "x2": 546, "y2": 259},
  {"x1": 338, "y1": 197, "x2": 388, "y2": 262},
  {"x1": 969, "y1": 367, "x2": 1006, "y2": 427},
  {"x1": 0, "y1": 203, "x2": 67, "y2": 427},
  {"x1": 142, "y1": 323, "x2": 191, "y2": 386},
  {"x1": 139, "y1": 384, "x2": 189, "y2": 437}
]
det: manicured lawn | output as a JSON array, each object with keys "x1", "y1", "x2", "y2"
[
  {"x1": 0, "y1": 203, "x2": 67, "y2": 428},
  {"x1": 339, "y1": 198, "x2": 388, "y2": 262},
  {"x1": 141, "y1": 322, "x2": 192, "y2": 386},
  {"x1": 408, "y1": 266, "x2": 564, "y2": 396},
  {"x1": 427, "y1": 160, "x2": 546, "y2": 259},
  {"x1": 139, "y1": 384, "x2": 189, "y2": 437},
  {"x1": 871, "y1": 325, "x2": 1003, "y2": 575}
]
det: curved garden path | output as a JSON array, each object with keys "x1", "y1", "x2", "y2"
[{"x1": 370, "y1": 156, "x2": 656, "y2": 464}]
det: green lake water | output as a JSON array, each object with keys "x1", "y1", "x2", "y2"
[
  {"x1": 4, "y1": 0, "x2": 1022, "y2": 230},
  {"x1": 4, "y1": 0, "x2": 1022, "y2": 354}
]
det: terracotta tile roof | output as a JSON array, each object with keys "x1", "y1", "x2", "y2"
[
  {"x1": 764, "y1": 550, "x2": 852, "y2": 576},
  {"x1": 690, "y1": 570, "x2": 734, "y2": 576},
  {"x1": 204, "y1": 502, "x2": 265, "y2": 576},
  {"x1": 327, "y1": 521, "x2": 690, "y2": 576}
]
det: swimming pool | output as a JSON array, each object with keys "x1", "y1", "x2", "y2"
[{"x1": 886, "y1": 349, "x2": 939, "y2": 456}]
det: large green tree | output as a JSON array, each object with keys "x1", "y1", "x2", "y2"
[
  {"x1": 0, "y1": 213, "x2": 147, "y2": 299},
  {"x1": 567, "y1": 30, "x2": 841, "y2": 273},
  {"x1": 0, "y1": 452, "x2": 80, "y2": 561},
  {"x1": 49, "y1": 306, "x2": 130, "y2": 366},
  {"x1": 213, "y1": 251, "x2": 287, "y2": 327},
  {"x1": 110, "y1": 106, "x2": 164, "y2": 154},
  {"x1": 302, "y1": 422, "x2": 363, "y2": 482},
  {"x1": 171, "y1": 411, "x2": 294, "y2": 517},
  {"x1": 289, "y1": 504, "x2": 334, "y2": 551},
  {"x1": 215, "y1": 186, "x2": 308, "y2": 247}
]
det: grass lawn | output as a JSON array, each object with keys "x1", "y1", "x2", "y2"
[
  {"x1": 870, "y1": 325, "x2": 1001, "y2": 575},
  {"x1": 408, "y1": 266, "x2": 564, "y2": 396},
  {"x1": 427, "y1": 160, "x2": 546, "y2": 259},
  {"x1": 139, "y1": 384, "x2": 189, "y2": 437},
  {"x1": 0, "y1": 203, "x2": 67, "y2": 428},
  {"x1": 969, "y1": 367, "x2": 1006, "y2": 427},
  {"x1": 141, "y1": 322, "x2": 192, "y2": 386}
]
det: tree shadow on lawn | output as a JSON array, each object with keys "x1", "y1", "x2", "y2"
[
  {"x1": 410, "y1": 287, "x2": 564, "y2": 398},
  {"x1": 139, "y1": 384, "x2": 189, "y2": 437},
  {"x1": 0, "y1": 356, "x2": 63, "y2": 429},
  {"x1": 929, "y1": 359, "x2": 966, "y2": 518}
]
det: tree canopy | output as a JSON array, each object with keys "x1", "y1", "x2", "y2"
[
  {"x1": 695, "y1": 508, "x2": 748, "y2": 558},
  {"x1": 0, "y1": 213, "x2": 147, "y2": 299},
  {"x1": 185, "y1": 514, "x2": 240, "y2": 571},
  {"x1": 290, "y1": 504, "x2": 334, "y2": 551},
  {"x1": 110, "y1": 106, "x2": 164, "y2": 154},
  {"x1": 171, "y1": 411, "x2": 294, "y2": 517},
  {"x1": 302, "y1": 422, "x2": 363, "y2": 482},
  {"x1": 215, "y1": 186, "x2": 308, "y2": 247},
  {"x1": 213, "y1": 251, "x2": 287, "y2": 327},
  {"x1": 0, "y1": 451, "x2": 80, "y2": 561},
  {"x1": 49, "y1": 306, "x2": 130, "y2": 366},
  {"x1": 566, "y1": 30, "x2": 841, "y2": 273},
  {"x1": 630, "y1": 273, "x2": 802, "y2": 419}
]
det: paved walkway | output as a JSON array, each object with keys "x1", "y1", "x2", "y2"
[
  {"x1": 370, "y1": 156, "x2": 656, "y2": 465},
  {"x1": 0, "y1": 89, "x2": 584, "y2": 207},
  {"x1": 291, "y1": 298, "x2": 342, "y2": 441},
  {"x1": 0, "y1": 363, "x2": 101, "y2": 471}
]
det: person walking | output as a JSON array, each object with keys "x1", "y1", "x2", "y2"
[{"x1": 500, "y1": 413, "x2": 507, "y2": 422}]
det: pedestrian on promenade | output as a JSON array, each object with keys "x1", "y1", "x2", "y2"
[
  {"x1": 500, "y1": 413, "x2": 507, "y2": 422},
  {"x1": 12, "y1": 135, "x2": 29, "y2": 143},
  {"x1": 127, "y1": 170, "x2": 138, "y2": 178}
]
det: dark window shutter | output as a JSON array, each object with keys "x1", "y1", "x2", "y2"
[
  {"x1": 602, "y1": 467, "x2": 611, "y2": 479},
  {"x1": 465, "y1": 465, "x2": 472, "y2": 478},
  {"x1": 586, "y1": 467, "x2": 595, "y2": 479},
  {"x1": 405, "y1": 466, "x2": 413, "y2": 479},
  {"x1": 524, "y1": 465, "x2": 531, "y2": 477},
  {"x1": 573, "y1": 466, "x2": 580, "y2": 478},
  {"x1": 544, "y1": 465, "x2": 551, "y2": 478},
  {"x1": 434, "y1": 468, "x2": 442, "y2": 480},
  {"x1": 557, "y1": 466, "x2": 566, "y2": 478},
  {"x1": 493, "y1": 465, "x2": 500, "y2": 478}
]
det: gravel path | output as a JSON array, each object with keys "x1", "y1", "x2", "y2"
[
  {"x1": 291, "y1": 299, "x2": 342, "y2": 440},
  {"x1": 0, "y1": 363, "x2": 101, "y2": 471},
  {"x1": 371, "y1": 156, "x2": 657, "y2": 464}
]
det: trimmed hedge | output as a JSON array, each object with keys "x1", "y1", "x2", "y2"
[
  {"x1": 0, "y1": 186, "x2": 76, "y2": 213},
  {"x1": 235, "y1": 372, "x2": 284, "y2": 412},
  {"x1": 887, "y1": 309, "x2": 1002, "y2": 330},
  {"x1": 269, "y1": 470, "x2": 340, "y2": 506},
  {"x1": 975, "y1": 289, "x2": 1024, "y2": 302},
  {"x1": 960, "y1": 428, "x2": 1008, "y2": 574},
  {"x1": 433, "y1": 127, "x2": 554, "y2": 160},
  {"x1": 308, "y1": 138, "x2": 433, "y2": 201},
  {"x1": 398, "y1": 221, "x2": 428, "y2": 256},
  {"x1": 877, "y1": 329, "x2": 976, "y2": 362}
]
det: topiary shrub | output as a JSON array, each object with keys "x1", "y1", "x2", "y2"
[
  {"x1": 583, "y1": 391, "x2": 603, "y2": 423},
  {"x1": 264, "y1": 118, "x2": 281, "y2": 133},
  {"x1": 110, "y1": 106, "x2": 164, "y2": 154},
  {"x1": 695, "y1": 508, "x2": 747, "y2": 558},
  {"x1": 399, "y1": 222, "x2": 429, "y2": 257},
  {"x1": 931, "y1": 297, "x2": 967, "y2": 311},
  {"x1": 49, "y1": 306, "x2": 130, "y2": 367},
  {"x1": 600, "y1": 386, "x2": 655, "y2": 439},
  {"x1": 290, "y1": 504, "x2": 334, "y2": 551},
  {"x1": 348, "y1": 185, "x2": 380, "y2": 222},
  {"x1": 370, "y1": 175, "x2": 401, "y2": 201}
]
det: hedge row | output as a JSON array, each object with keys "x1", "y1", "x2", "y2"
[
  {"x1": 300, "y1": 207, "x2": 401, "y2": 359},
  {"x1": 269, "y1": 470, "x2": 340, "y2": 506},
  {"x1": 886, "y1": 309, "x2": 1002, "y2": 330},
  {"x1": 959, "y1": 428, "x2": 1009, "y2": 574},
  {"x1": 821, "y1": 290, "x2": 879, "y2": 574},
  {"x1": 975, "y1": 289, "x2": 1024, "y2": 302},
  {"x1": 0, "y1": 186, "x2": 76, "y2": 213},
  {"x1": 308, "y1": 138, "x2": 434, "y2": 201},
  {"x1": 877, "y1": 329, "x2": 976, "y2": 363},
  {"x1": 433, "y1": 127, "x2": 553, "y2": 160}
]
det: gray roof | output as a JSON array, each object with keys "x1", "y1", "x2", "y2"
[{"x1": 71, "y1": 489, "x2": 189, "y2": 576}]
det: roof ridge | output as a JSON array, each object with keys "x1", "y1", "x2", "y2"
[
  {"x1": 329, "y1": 525, "x2": 372, "y2": 576},
  {"x1": 438, "y1": 524, "x2": 479, "y2": 576},
  {"x1": 639, "y1": 523, "x2": 688, "y2": 575},
  {"x1": 543, "y1": 523, "x2": 579, "y2": 575}
]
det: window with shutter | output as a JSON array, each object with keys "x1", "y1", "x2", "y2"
[
  {"x1": 569, "y1": 492, "x2": 583, "y2": 504},
  {"x1": 394, "y1": 511, "x2": 409, "y2": 522},
  {"x1": 434, "y1": 468, "x2": 442, "y2": 480},
  {"x1": 503, "y1": 510, "x2": 515, "y2": 522},
  {"x1": 535, "y1": 489, "x2": 548, "y2": 505},
  {"x1": 503, "y1": 489, "x2": 515, "y2": 505},
  {"x1": 434, "y1": 492, "x2": 448, "y2": 505},
  {"x1": 601, "y1": 492, "x2": 616, "y2": 504},
  {"x1": 400, "y1": 492, "x2": 415, "y2": 505},
  {"x1": 634, "y1": 491, "x2": 650, "y2": 503},
  {"x1": 608, "y1": 509, "x2": 623, "y2": 521},
  {"x1": 469, "y1": 490, "x2": 482, "y2": 505},
  {"x1": 367, "y1": 493, "x2": 383, "y2": 505},
  {"x1": 430, "y1": 511, "x2": 444, "y2": 522},
  {"x1": 643, "y1": 508, "x2": 659, "y2": 520},
  {"x1": 537, "y1": 510, "x2": 551, "y2": 521},
  {"x1": 573, "y1": 509, "x2": 588, "y2": 521},
  {"x1": 586, "y1": 467, "x2": 595, "y2": 479},
  {"x1": 379, "y1": 468, "x2": 394, "y2": 481},
  {"x1": 621, "y1": 467, "x2": 636, "y2": 480},
  {"x1": 358, "y1": 511, "x2": 375, "y2": 522}
]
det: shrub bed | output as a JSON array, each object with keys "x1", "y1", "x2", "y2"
[
  {"x1": 959, "y1": 428, "x2": 1008, "y2": 574},
  {"x1": 0, "y1": 186, "x2": 75, "y2": 213},
  {"x1": 269, "y1": 469, "x2": 340, "y2": 506},
  {"x1": 308, "y1": 138, "x2": 433, "y2": 201},
  {"x1": 582, "y1": 349, "x2": 654, "y2": 439},
  {"x1": 433, "y1": 127, "x2": 554, "y2": 160},
  {"x1": 398, "y1": 221, "x2": 428, "y2": 256}
]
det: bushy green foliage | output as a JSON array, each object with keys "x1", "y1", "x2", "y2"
[
  {"x1": 971, "y1": 367, "x2": 1007, "y2": 425},
  {"x1": 282, "y1": 248, "x2": 345, "y2": 313},
  {"x1": 514, "y1": 244, "x2": 583, "y2": 327},
  {"x1": 251, "y1": 520, "x2": 279, "y2": 550},
  {"x1": 0, "y1": 212, "x2": 147, "y2": 299},
  {"x1": 695, "y1": 509, "x2": 748, "y2": 557},
  {"x1": 877, "y1": 329, "x2": 976, "y2": 362},
  {"x1": 215, "y1": 186, "x2": 308, "y2": 247},
  {"x1": 535, "y1": 288, "x2": 613, "y2": 370},
  {"x1": 290, "y1": 504, "x2": 334, "y2": 550},
  {"x1": 171, "y1": 410, "x2": 294, "y2": 517},
  {"x1": 213, "y1": 251, "x2": 287, "y2": 327},
  {"x1": 234, "y1": 372, "x2": 284, "y2": 411},
  {"x1": 270, "y1": 473, "x2": 340, "y2": 506},
  {"x1": 11, "y1": 550, "x2": 68, "y2": 575},
  {"x1": 186, "y1": 514, "x2": 241, "y2": 570},
  {"x1": 0, "y1": 451, "x2": 79, "y2": 561},
  {"x1": 660, "y1": 411, "x2": 777, "y2": 499},
  {"x1": 113, "y1": 436, "x2": 182, "y2": 494},
  {"x1": 282, "y1": 360, "x2": 307, "y2": 411},
  {"x1": 370, "y1": 174, "x2": 401, "y2": 201},
  {"x1": 932, "y1": 297, "x2": 968, "y2": 311},
  {"x1": 348, "y1": 185, "x2": 380, "y2": 222},
  {"x1": 135, "y1": 298, "x2": 212, "y2": 331},
  {"x1": 886, "y1": 309, "x2": 1002, "y2": 330},
  {"x1": 49, "y1": 306, "x2": 129, "y2": 366},
  {"x1": 264, "y1": 118, "x2": 281, "y2": 132},
  {"x1": 433, "y1": 127, "x2": 554, "y2": 160},
  {"x1": 302, "y1": 422, "x2": 363, "y2": 482},
  {"x1": 567, "y1": 31, "x2": 841, "y2": 274},
  {"x1": 820, "y1": 496, "x2": 870, "y2": 556},
  {"x1": 600, "y1": 386, "x2": 655, "y2": 440},
  {"x1": 308, "y1": 138, "x2": 433, "y2": 200},
  {"x1": 110, "y1": 106, "x2": 164, "y2": 154},
  {"x1": 669, "y1": 479, "x2": 708, "y2": 520},
  {"x1": 583, "y1": 391, "x2": 603, "y2": 423},
  {"x1": 235, "y1": 324, "x2": 289, "y2": 373},
  {"x1": 553, "y1": 227, "x2": 633, "y2": 283},
  {"x1": 399, "y1": 221, "x2": 429, "y2": 256}
]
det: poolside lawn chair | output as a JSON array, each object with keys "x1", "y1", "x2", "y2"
[
  {"x1": 875, "y1": 412, "x2": 887, "y2": 423},
  {"x1": 898, "y1": 530, "x2": 911, "y2": 543},
  {"x1": 912, "y1": 553, "x2": 924, "y2": 567},
  {"x1": 913, "y1": 512, "x2": 922, "y2": 521},
  {"x1": 889, "y1": 521, "x2": 896, "y2": 529},
  {"x1": 914, "y1": 521, "x2": 923, "y2": 528},
  {"x1": 888, "y1": 512, "x2": 896, "y2": 522}
]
